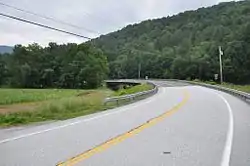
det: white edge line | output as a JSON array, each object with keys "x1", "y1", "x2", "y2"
[
  {"x1": 0, "y1": 88, "x2": 165, "y2": 144},
  {"x1": 199, "y1": 87, "x2": 234, "y2": 166}
]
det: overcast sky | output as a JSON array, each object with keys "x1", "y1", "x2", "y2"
[{"x1": 0, "y1": 0, "x2": 234, "y2": 46}]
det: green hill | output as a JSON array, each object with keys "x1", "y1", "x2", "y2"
[
  {"x1": 0, "y1": 46, "x2": 13, "y2": 54},
  {"x1": 92, "y1": 1, "x2": 250, "y2": 84}
]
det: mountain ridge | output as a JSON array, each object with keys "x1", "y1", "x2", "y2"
[{"x1": 0, "y1": 45, "x2": 13, "y2": 54}]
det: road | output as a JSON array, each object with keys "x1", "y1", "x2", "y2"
[{"x1": 0, "y1": 80, "x2": 250, "y2": 166}]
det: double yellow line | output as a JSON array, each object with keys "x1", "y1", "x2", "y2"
[{"x1": 57, "y1": 90, "x2": 190, "y2": 166}]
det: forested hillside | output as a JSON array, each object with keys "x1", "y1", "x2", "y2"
[
  {"x1": 1, "y1": 1, "x2": 249, "y2": 89},
  {"x1": 92, "y1": 0, "x2": 250, "y2": 84},
  {"x1": 0, "y1": 43, "x2": 108, "y2": 88}
]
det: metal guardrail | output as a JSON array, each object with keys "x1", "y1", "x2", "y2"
[
  {"x1": 175, "y1": 80, "x2": 250, "y2": 103},
  {"x1": 104, "y1": 79, "x2": 250, "y2": 105},
  {"x1": 104, "y1": 81, "x2": 158, "y2": 105}
]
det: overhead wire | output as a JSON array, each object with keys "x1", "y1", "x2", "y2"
[
  {"x1": 0, "y1": 12, "x2": 92, "y2": 40},
  {"x1": 0, "y1": 1, "x2": 101, "y2": 35}
]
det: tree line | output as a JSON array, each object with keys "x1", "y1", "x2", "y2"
[
  {"x1": 0, "y1": 43, "x2": 108, "y2": 89},
  {"x1": 92, "y1": 0, "x2": 250, "y2": 84},
  {"x1": 1, "y1": 1, "x2": 250, "y2": 89}
]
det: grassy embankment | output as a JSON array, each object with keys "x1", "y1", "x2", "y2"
[
  {"x1": 0, "y1": 84, "x2": 154, "y2": 126},
  {"x1": 221, "y1": 84, "x2": 250, "y2": 93},
  {"x1": 114, "y1": 83, "x2": 154, "y2": 96},
  {"x1": 193, "y1": 80, "x2": 250, "y2": 93}
]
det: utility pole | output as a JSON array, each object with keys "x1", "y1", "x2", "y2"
[
  {"x1": 219, "y1": 46, "x2": 224, "y2": 84},
  {"x1": 138, "y1": 63, "x2": 141, "y2": 79}
]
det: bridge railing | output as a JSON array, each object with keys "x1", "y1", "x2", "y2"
[{"x1": 104, "y1": 81, "x2": 158, "y2": 106}]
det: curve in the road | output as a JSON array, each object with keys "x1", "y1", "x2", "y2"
[
  {"x1": 0, "y1": 81, "x2": 250, "y2": 166},
  {"x1": 199, "y1": 87, "x2": 234, "y2": 166},
  {"x1": 57, "y1": 90, "x2": 189, "y2": 166}
]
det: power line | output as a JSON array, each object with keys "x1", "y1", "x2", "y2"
[
  {"x1": 0, "y1": 1, "x2": 101, "y2": 35},
  {"x1": 0, "y1": 12, "x2": 92, "y2": 40}
]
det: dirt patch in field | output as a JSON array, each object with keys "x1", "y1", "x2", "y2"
[
  {"x1": 76, "y1": 91, "x2": 100, "y2": 97},
  {"x1": 0, "y1": 103, "x2": 39, "y2": 114}
]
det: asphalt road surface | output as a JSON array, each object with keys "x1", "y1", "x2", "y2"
[{"x1": 0, "y1": 81, "x2": 250, "y2": 166}]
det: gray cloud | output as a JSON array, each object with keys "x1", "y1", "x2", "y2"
[{"x1": 0, "y1": 0, "x2": 233, "y2": 46}]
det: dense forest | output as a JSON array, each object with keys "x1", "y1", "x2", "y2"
[
  {"x1": 0, "y1": 43, "x2": 108, "y2": 88},
  {"x1": 1, "y1": 0, "x2": 250, "y2": 89},
  {"x1": 92, "y1": 0, "x2": 250, "y2": 84}
]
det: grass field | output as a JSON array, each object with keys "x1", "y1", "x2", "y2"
[
  {"x1": 0, "y1": 89, "x2": 115, "y2": 126},
  {"x1": 0, "y1": 88, "x2": 87, "y2": 105},
  {"x1": 0, "y1": 84, "x2": 154, "y2": 127}
]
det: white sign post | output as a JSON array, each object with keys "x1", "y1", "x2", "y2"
[{"x1": 219, "y1": 46, "x2": 224, "y2": 84}]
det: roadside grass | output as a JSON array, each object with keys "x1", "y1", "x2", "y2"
[
  {"x1": 0, "y1": 88, "x2": 86, "y2": 105},
  {"x1": 114, "y1": 83, "x2": 154, "y2": 96},
  {"x1": 221, "y1": 84, "x2": 250, "y2": 93},
  {"x1": 0, "y1": 84, "x2": 154, "y2": 127},
  {"x1": 192, "y1": 79, "x2": 250, "y2": 93},
  {"x1": 0, "y1": 90, "x2": 115, "y2": 126}
]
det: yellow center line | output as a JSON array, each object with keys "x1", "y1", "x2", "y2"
[{"x1": 57, "y1": 90, "x2": 190, "y2": 166}]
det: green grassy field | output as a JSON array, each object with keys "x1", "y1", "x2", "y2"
[
  {"x1": 0, "y1": 84, "x2": 154, "y2": 127},
  {"x1": 0, "y1": 89, "x2": 116, "y2": 126},
  {"x1": 114, "y1": 83, "x2": 154, "y2": 96},
  {"x1": 0, "y1": 88, "x2": 87, "y2": 105}
]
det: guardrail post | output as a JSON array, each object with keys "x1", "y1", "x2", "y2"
[{"x1": 130, "y1": 97, "x2": 133, "y2": 102}]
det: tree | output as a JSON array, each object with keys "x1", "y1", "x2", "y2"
[
  {"x1": 0, "y1": 54, "x2": 7, "y2": 85},
  {"x1": 1, "y1": 43, "x2": 109, "y2": 89},
  {"x1": 91, "y1": 0, "x2": 250, "y2": 84}
]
